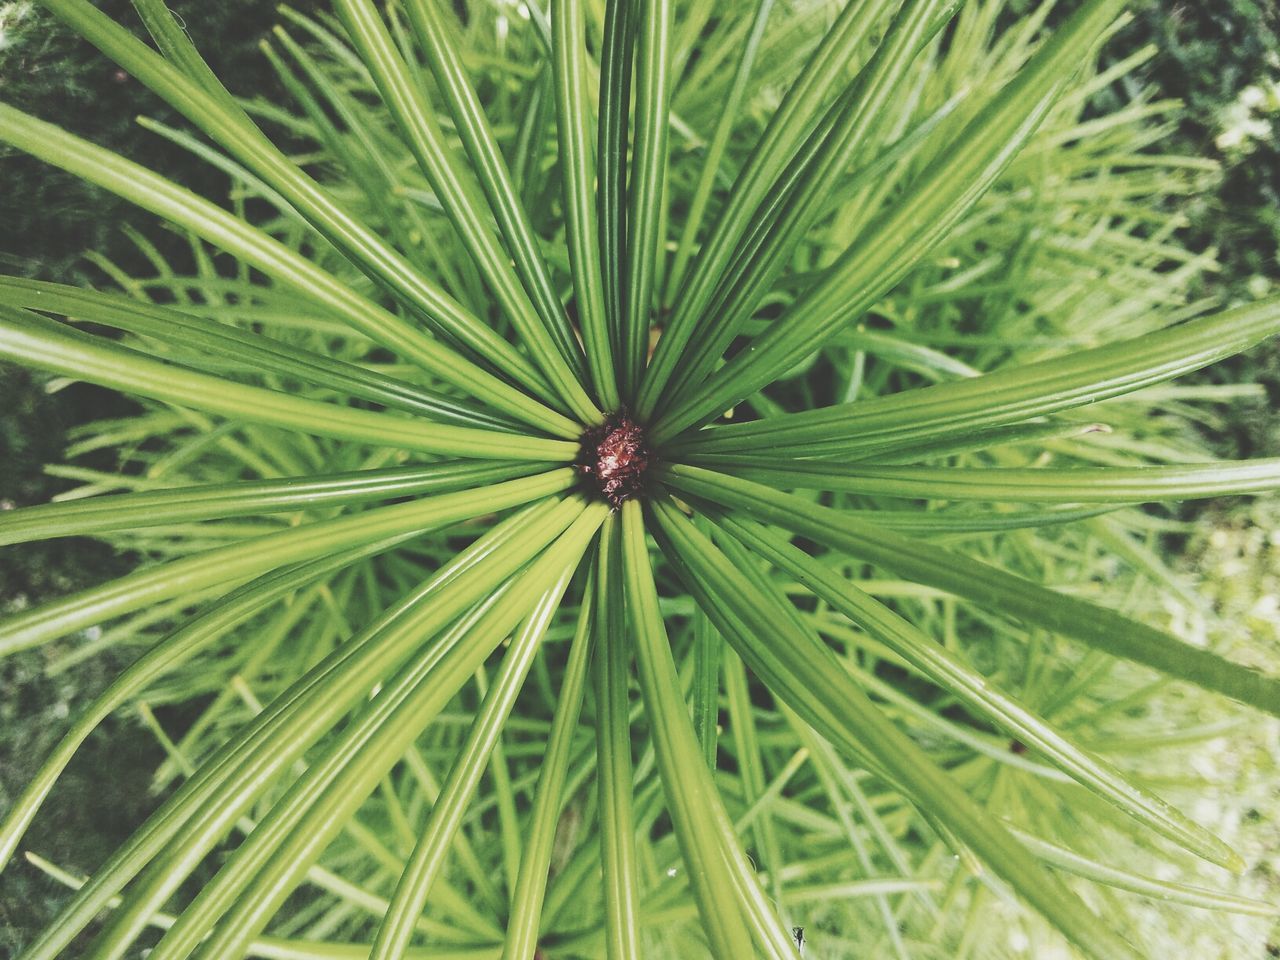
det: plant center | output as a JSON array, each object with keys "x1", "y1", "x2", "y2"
[{"x1": 578, "y1": 413, "x2": 652, "y2": 507}]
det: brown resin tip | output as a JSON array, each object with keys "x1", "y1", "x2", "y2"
[{"x1": 578, "y1": 413, "x2": 652, "y2": 507}]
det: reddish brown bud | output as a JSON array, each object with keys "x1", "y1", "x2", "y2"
[{"x1": 578, "y1": 413, "x2": 652, "y2": 507}]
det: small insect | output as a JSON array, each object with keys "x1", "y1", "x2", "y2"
[{"x1": 793, "y1": 926, "x2": 806, "y2": 953}]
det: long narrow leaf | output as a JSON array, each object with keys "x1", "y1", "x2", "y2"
[
  {"x1": 621, "y1": 502, "x2": 798, "y2": 960},
  {"x1": 696, "y1": 457, "x2": 1280, "y2": 503},
  {"x1": 1009, "y1": 826, "x2": 1280, "y2": 917},
  {"x1": 172, "y1": 507, "x2": 603, "y2": 960},
  {"x1": 0, "y1": 277, "x2": 518, "y2": 430},
  {"x1": 596, "y1": 0, "x2": 634, "y2": 355},
  {"x1": 647, "y1": 497, "x2": 1142, "y2": 960},
  {"x1": 20, "y1": 854, "x2": 504, "y2": 960},
  {"x1": 637, "y1": 0, "x2": 898, "y2": 417},
  {"x1": 655, "y1": 0, "x2": 958, "y2": 415},
  {"x1": 364, "y1": 565, "x2": 582, "y2": 960},
  {"x1": 652, "y1": 0, "x2": 1129, "y2": 441},
  {"x1": 333, "y1": 0, "x2": 599, "y2": 422},
  {"x1": 52, "y1": 0, "x2": 567, "y2": 410},
  {"x1": 0, "y1": 470, "x2": 575, "y2": 657},
  {"x1": 0, "y1": 101, "x2": 574, "y2": 436},
  {"x1": 708, "y1": 510, "x2": 1243, "y2": 870},
  {"x1": 0, "y1": 309, "x2": 572, "y2": 460},
  {"x1": 661, "y1": 0, "x2": 775, "y2": 310},
  {"x1": 503, "y1": 568, "x2": 597, "y2": 960},
  {"x1": 0, "y1": 537, "x2": 409, "y2": 876},
  {"x1": 21, "y1": 498, "x2": 586, "y2": 960},
  {"x1": 405, "y1": 0, "x2": 589, "y2": 388},
  {"x1": 551, "y1": 0, "x2": 621, "y2": 408},
  {"x1": 591, "y1": 514, "x2": 642, "y2": 960},
  {"x1": 620, "y1": 0, "x2": 673, "y2": 398},
  {"x1": 661, "y1": 464, "x2": 1280, "y2": 717},
  {"x1": 0, "y1": 462, "x2": 540, "y2": 546},
  {"x1": 669, "y1": 294, "x2": 1280, "y2": 455}
]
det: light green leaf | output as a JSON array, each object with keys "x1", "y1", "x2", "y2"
[
  {"x1": 48, "y1": 0, "x2": 573, "y2": 415},
  {"x1": 622, "y1": 502, "x2": 800, "y2": 960},
  {"x1": 637, "y1": 0, "x2": 898, "y2": 418},
  {"x1": 652, "y1": 0, "x2": 1131, "y2": 441},
  {"x1": 669, "y1": 295, "x2": 1280, "y2": 457},
  {"x1": 0, "y1": 538, "x2": 407, "y2": 876},
  {"x1": 620, "y1": 0, "x2": 673, "y2": 399},
  {"x1": 0, "y1": 462, "x2": 545, "y2": 546},
  {"x1": 20, "y1": 498, "x2": 588, "y2": 960},
  {"x1": 651, "y1": 0, "x2": 959, "y2": 417},
  {"x1": 503, "y1": 567, "x2": 597, "y2": 960},
  {"x1": 551, "y1": 0, "x2": 621, "y2": 409},
  {"x1": 661, "y1": 464, "x2": 1280, "y2": 717},
  {"x1": 696, "y1": 457, "x2": 1280, "y2": 503},
  {"x1": 591, "y1": 513, "x2": 643, "y2": 960},
  {"x1": 368, "y1": 562, "x2": 583, "y2": 960},
  {"x1": 1009, "y1": 826, "x2": 1280, "y2": 917},
  {"x1": 141, "y1": 508, "x2": 602, "y2": 960},
  {"x1": 709, "y1": 510, "x2": 1244, "y2": 870},
  {"x1": 0, "y1": 277, "x2": 517, "y2": 430},
  {"x1": 332, "y1": 0, "x2": 599, "y2": 422},
  {"x1": 404, "y1": 0, "x2": 589, "y2": 382},
  {"x1": 0, "y1": 309, "x2": 572, "y2": 460},
  {"x1": 0, "y1": 470, "x2": 575, "y2": 657},
  {"x1": 648, "y1": 496, "x2": 1142, "y2": 960},
  {"x1": 0, "y1": 100, "x2": 574, "y2": 436}
]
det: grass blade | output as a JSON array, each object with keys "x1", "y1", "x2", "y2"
[
  {"x1": 620, "y1": 0, "x2": 673, "y2": 399},
  {"x1": 552, "y1": 0, "x2": 621, "y2": 409},
  {"x1": 669, "y1": 296, "x2": 1280, "y2": 457},
  {"x1": 661, "y1": 464, "x2": 1280, "y2": 718},
  {"x1": 0, "y1": 471, "x2": 575, "y2": 657},
  {"x1": 647, "y1": 497, "x2": 1143, "y2": 960},
  {"x1": 591, "y1": 514, "x2": 643, "y2": 960},
  {"x1": 621, "y1": 501, "x2": 798, "y2": 960},
  {"x1": 652, "y1": 0, "x2": 1129, "y2": 442},
  {"x1": 0, "y1": 309, "x2": 573, "y2": 461},
  {"x1": 503, "y1": 568, "x2": 597, "y2": 960}
]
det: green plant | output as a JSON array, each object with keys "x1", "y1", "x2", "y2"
[{"x1": 3, "y1": 0, "x2": 1280, "y2": 957}]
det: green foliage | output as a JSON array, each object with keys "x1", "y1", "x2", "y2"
[
  {"x1": 0, "y1": 0, "x2": 283, "y2": 281},
  {"x1": 2, "y1": 1, "x2": 1280, "y2": 958},
  {"x1": 1121, "y1": 0, "x2": 1280, "y2": 296}
]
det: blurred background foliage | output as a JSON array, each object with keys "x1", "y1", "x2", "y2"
[
  {"x1": 2, "y1": 0, "x2": 1280, "y2": 952},
  {"x1": 0, "y1": 2, "x2": 284, "y2": 949}
]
